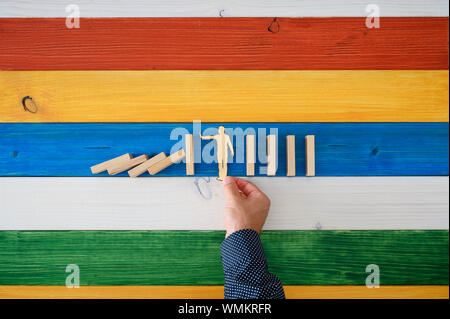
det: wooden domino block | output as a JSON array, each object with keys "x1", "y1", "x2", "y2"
[
  {"x1": 107, "y1": 155, "x2": 148, "y2": 175},
  {"x1": 286, "y1": 135, "x2": 296, "y2": 176},
  {"x1": 148, "y1": 149, "x2": 185, "y2": 175},
  {"x1": 128, "y1": 152, "x2": 167, "y2": 178},
  {"x1": 246, "y1": 135, "x2": 255, "y2": 176},
  {"x1": 185, "y1": 134, "x2": 194, "y2": 175},
  {"x1": 267, "y1": 135, "x2": 277, "y2": 176},
  {"x1": 90, "y1": 153, "x2": 131, "y2": 174},
  {"x1": 305, "y1": 135, "x2": 315, "y2": 176}
]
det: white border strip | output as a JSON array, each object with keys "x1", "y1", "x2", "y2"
[
  {"x1": 0, "y1": 1, "x2": 448, "y2": 17},
  {"x1": 0, "y1": 177, "x2": 448, "y2": 230}
]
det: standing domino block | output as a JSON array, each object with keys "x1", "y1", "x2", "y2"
[
  {"x1": 128, "y1": 152, "x2": 167, "y2": 178},
  {"x1": 246, "y1": 135, "x2": 255, "y2": 176},
  {"x1": 267, "y1": 135, "x2": 277, "y2": 176},
  {"x1": 305, "y1": 135, "x2": 315, "y2": 176},
  {"x1": 286, "y1": 135, "x2": 296, "y2": 176},
  {"x1": 90, "y1": 153, "x2": 131, "y2": 174},
  {"x1": 185, "y1": 134, "x2": 194, "y2": 175},
  {"x1": 148, "y1": 149, "x2": 186, "y2": 175},
  {"x1": 108, "y1": 155, "x2": 148, "y2": 175}
]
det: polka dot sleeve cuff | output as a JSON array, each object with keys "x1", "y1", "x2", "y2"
[{"x1": 221, "y1": 229, "x2": 285, "y2": 299}]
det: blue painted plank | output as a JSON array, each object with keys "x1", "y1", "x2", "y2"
[{"x1": 0, "y1": 123, "x2": 448, "y2": 176}]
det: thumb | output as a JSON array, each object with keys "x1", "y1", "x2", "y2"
[{"x1": 222, "y1": 176, "x2": 241, "y2": 202}]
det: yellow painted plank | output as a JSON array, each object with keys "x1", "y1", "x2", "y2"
[
  {"x1": 0, "y1": 71, "x2": 447, "y2": 122},
  {"x1": 284, "y1": 286, "x2": 449, "y2": 299},
  {"x1": 0, "y1": 286, "x2": 447, "y2": 299}
]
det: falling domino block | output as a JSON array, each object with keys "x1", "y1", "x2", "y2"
[
  {"x1": 305, "y1": 135, "x2": 315, "y2": 176},
  {"x1": 286, "y1": 135, "x2": 296, "y2": 176},
  {"x1": 107, "y1": 155, "x2": 148, "y2": 175},
  {"x1": 148, "y1": 149, "x2": 186, "y2": 175},
  {"x1": 90, "y1": 153, "x2": 131, "y2": 174},
  {"x1": 185, "y1": 134, "x2": 194, "y2": 175},
  {"x1": 267, "y1": 135, "x2": 277, "y2": 176},
  {"x1": 246, "y1": 135, "x2": 255, "y2": 176},
  {"x1": 128, "y1": 152, "x2": 167, "y2": 178}
]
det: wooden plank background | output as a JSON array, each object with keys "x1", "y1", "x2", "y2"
[
  {"x1": 1, "y1": 177, "x2": 448, "y2": 230},
  {"x1": 0, "y1": 71, "x2": 448, "y2": 122},
  {"x1": 0, "y1": 0, "x2": 448, "y2": 299},
  {"x1": 0, "y1": 123, "x2": 447, "y2": 176},
  {"x1": 0, "y1": 18, "x2": 448, "y2": 70},
  {"x1": 0, "y1": 1, "x2": 448, "y2": 17},
  {"x1": 0, "y1": 231, "x2": 448, "y2": 285},
  {"x1": 1, "y1": 285, "x2": 448, "y2": 299}
]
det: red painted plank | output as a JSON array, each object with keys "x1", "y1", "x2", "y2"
[{"x1": 0, "y1": 18, "x2": 448, "y2": 70}]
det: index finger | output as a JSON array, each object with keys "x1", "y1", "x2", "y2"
[{"x1": 234, "y1": 177, "x2": 262, "y2": 197}]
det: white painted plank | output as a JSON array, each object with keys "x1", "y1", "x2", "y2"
[
  {"x1": 0, "y1": 1, "x2": 448, "y2": 17},
  {"x1": 0, "y1": 177, "x2": 448, "y2": 230}
]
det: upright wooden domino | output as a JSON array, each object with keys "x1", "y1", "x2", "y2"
[
  {"x1": 108, "y1": 155, "x2": 148, "y2": 175},
  {"x1": 90, "y1": 153, "x2": 131, "y2": 174},
  {"x1": 148, "y1": 149, "x2": 186, "y2": 175},
  {"x1": 185, "y1": 134, "x2": 194, "y2": 175},
  {"x1": 267, "y1": 135, "x2": 277, "y2": 176},
  {"x1": 128, "y1": 152, "x2": 167, "y2": 178},
  {"x1": 305, "y1": 135, "x2": 315, "y2": 176},
  {"x1": 286, "y1": 135, "x2": 296, "y2": 176},
  {"x1": 246, "y1": 135, "x2": 255, "y2": 176}
]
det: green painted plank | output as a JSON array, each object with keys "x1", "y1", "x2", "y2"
[{"x1": 0, "y1": 231, "x2": 447, "y2": 285}]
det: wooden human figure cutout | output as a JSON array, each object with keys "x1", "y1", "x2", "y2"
[{"x1": 200, "y1": 126, "x2": 234, "y2": 181}]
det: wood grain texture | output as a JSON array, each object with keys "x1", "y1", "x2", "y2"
[
  {"x1": 286, "y1": 135, "x2": 295, "y2": 177},
  {"x1": 0, "y1": 18, "x2": 448, "y2": 70},
  {"x1": 107, "y1": 154, "x2": 148, "y2": 175},
  {"x1": 185, "y1": 134, "x2": 194, "y2": 175},
  {"x1": 1, "y1": 71, "x2": 447, "y2": 122},
  {"x1": 0, "y1": 285, "x2": 447, "y2": 299},
  {"x1": 246, "y1": 135, "x2": 255, "y2": 176},
  {"x1": 267, "y1": 135, "x2": 277, "y2": 176},
  {"x1": 128, "y1": 152, "x2": 166, "y2": 178},
  {"x1": 1, "y1": 177, "x2": 448, "y2": 230},
  {"x1": 0, "y1": 231, "x2": 447, "y2": 285},
  {"x1": 0, "y1": 123, "x2": 448, "y2": 176},
  {"x1": 148, "y1": 149, "x2": 185, "y2": 175},
  {"x1": 1, "y1": 1, "x2": 448, "y2": 17},
  {"x1": 306, "y1": 135, "x2": 316, "y2": 177},
  {"x1": 90, "y1": 153, "x2": 131, "y2": 174}
]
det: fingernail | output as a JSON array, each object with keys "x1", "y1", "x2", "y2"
[{"x1": 222, "y1": 176, "x2": 234, "y2": 185}]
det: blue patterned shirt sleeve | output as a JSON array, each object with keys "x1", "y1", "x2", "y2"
[{"x1": 220, "y1": 229, "x2": 285, "y2": 299}]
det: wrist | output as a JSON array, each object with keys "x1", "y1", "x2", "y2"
[{"x1": 226, "y1": 227, "x2": 260, "y2": 238}]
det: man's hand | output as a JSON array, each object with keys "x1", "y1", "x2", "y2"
[{"x1": 222, "y1": 176, "x2": 271, "y2": 238}]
